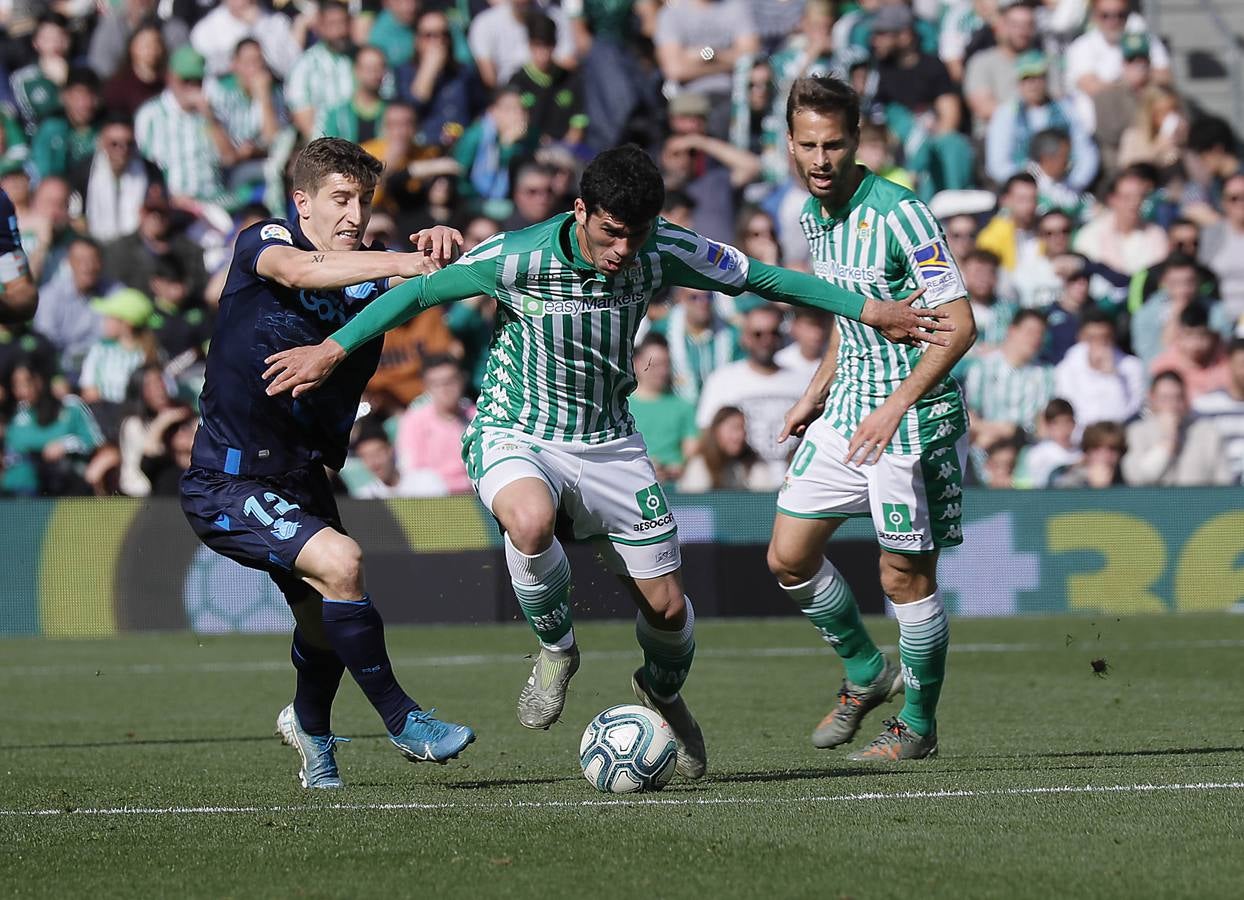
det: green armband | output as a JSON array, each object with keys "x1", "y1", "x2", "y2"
[{"x1": 745, "y1": 260, "x2": 868, "y2": 321}]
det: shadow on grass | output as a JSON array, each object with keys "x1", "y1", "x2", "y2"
[
  {"x1": 975, "y1": 745, "x2": 1244, "y2": 761},
  {"x1": 1, "y1": 735, "x2": 276, "y2": 751}
]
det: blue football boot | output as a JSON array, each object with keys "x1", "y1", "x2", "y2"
[
  {"x1": 275, "y1": 704, "x2": 348, "y2": 789},
  {"x1": 390, "y1": 709, "x2": 475, "y2": 764}
]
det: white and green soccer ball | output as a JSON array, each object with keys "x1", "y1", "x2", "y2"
[{"x1": 579, "y1": 704, "x2": 678, "y2": 794}]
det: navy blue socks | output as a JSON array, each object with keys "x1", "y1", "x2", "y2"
[
  {"x1": 290, "y1": 628, "x2": 345, "y2": 736},
  {"x1": 321, "y1": 595, "x2": 419, "y2": 736}
]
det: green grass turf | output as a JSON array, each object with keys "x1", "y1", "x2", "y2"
[{"x1": 2, "y1": 614, "x2": 1243, "y2": 899}]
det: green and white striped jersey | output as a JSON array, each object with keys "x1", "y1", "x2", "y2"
[
  {"x1": 962, "y1": 351, "x2": 1054, "y2": 433},
  {"x1": 801, "y1": 168, "x2": 968, "y2": 455},
  {"x1": 134, "y1": 90, "x2": 226, "y2": 204}
]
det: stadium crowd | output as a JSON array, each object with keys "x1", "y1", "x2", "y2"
[{"x1": 1, "y1": 0, "x2": 1243, "y2": 498}]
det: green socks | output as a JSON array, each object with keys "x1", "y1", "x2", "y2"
[
  {"x1": 893, "y1": 590, "x2": 950, "y2": 737},
  {"x1": 782, "y1": 560, "x2": 885, "y2": 686},
  {"x1": 505, "y1": 535, "x2": 574, "y2": 650},
  {"x1": 636, "y1": 596, "x2": 696, "y2": 700}
]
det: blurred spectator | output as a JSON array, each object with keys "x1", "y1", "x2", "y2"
[
  {"x1": 856, "y1": 121, "x2": 914, "y2": 190},
  {"x1": 870, "y1": 3, "x2": 974, "y2": 196},
  {"x1": 25, "y1": 174, "x2": 77, "y2": 286},
  {"x1": 364, "y1": 103, "x2": 462, "y2": 238},
  {"x1": 1065, "y1": 2, "x2": 1170, "y2": 100},
  {"x1": 661, "y1": 188, "x2": 696, "y2": 230},
  {"x1": 11, "y1": 15, "x2": 72, "y2": 130},
  {"x1": 1092, "y1": 30, "x2": 1155, "y2": 182},
  {"x1": 70, "y1": 114, "x2": 162, "y2": 244},
  {"x1": 696, "y1": 304, "x2": 805, "y2": 480},
  {"x1": 1130, "y1": 254, "x2": 1203, "y2": 368},
  {"x1": 0, "y1": 322, "x2": 59, "y2": 409},
  {"x1": 444, "y1": 216, "x2": 501, "y2": 394},
  {"x1": 1027, "y1": 129, "x2": 1096, "y2": 223},
  {"x1": 1123, "y1": 369, "x2": 1229, "y2": 485},
  {"x1": 938, "y1": 0, "x2": 991, "y2": 83},
  {"x1": 1074, "y1": 170, "x2": 1168, "y2": 276},
  {"x1": 1182, "y1": 117, "x2": 1242, "y2": 226},
  {"x1": 1127, "y1": 219, "x2": 1220, "y2": 313},
  {"x1": 1118, "y1": 85, "x2": 1186, "y2": 173},
  {"x1": 1050, "y1": 420, "x2": 1127, "y2": 488},
  {"x1": 2, "y1": 361, "x2": 102, "y2": 496},
  {"x1": 105, "y1": 184, "x2": 210, "y2": 302},
  {"x1": 453, "y1": 86, "x2": 536, "y2": 203},
  {"x1": 630, "y1": 335, "x2": 699, "y2": 482},
  {"x1": 366, "y1": 304, "x2": 459, "y2": 415},
  {"x1": 101, "y1": 22, "x2": 166, "y2": 121},
  {"x1": 1199, "y1": 173, "x2": 1244, "y2": 326},
  {"x1": 979, "y1": 436, "x2": 1020, "y2": 488},
  {"x1": 1016, "y1": 209, "x2": 1073, "y2": 310},
  {"x1": 117, "y1": 363, "x2": 177, "y2": 496},
  {"x1": 205, "y1": 38, "x2": 286, "y2": 186},
  {"x1": 394, "y1": 355, "x2": 476, "y2": 494},
  {"x1": 285, "y1": 1, "x2": 356, "y2": 138},
  {"x1": 395, "y1": 9, "x2": 476, "y2": 146},
  {"x1": 1040, "y1": 252, "x2": 1092, "y2": 364},
  {"x1": 349, "y1": 420, "x2": 444, "y2": 498},
  {"x1": 89, "y1": 0, "x2": 188, "y2": 82},
  {"x1": 678, "y1": 404, "x2": 778, "y2": 492},
  {"x1": 469, "y1": 0, "x2": 576, "y2": 89},
  {"x1": 509, "y1": 14, "x2": 587, "y2": 147},
  {"x1": 190, "y1": 0, "x2": 300, "y2": 81},
  {"x1": 651, "y1": 285, "x2": 741, "y2": 402},
  {"x1": 369, "y1": 0, "x2": 420, "y2": 68},
  {"x1": 961, "y1": 249, "x2": 1014, "y2": 351},
  {"x1": 502, "y1": 161, "x2": 558, "y2": 231},
  {"x1": 324, "y1": 46, "x2": 390, "y2": 145},
  {"x1": 134, "y1": 46, "x2": 231, "y2": 208},
  {"x1": 1194, "y1": 337, "x2": 1244, "y2": 483},
  {"x1": 775, "y1": 308, "x2": 830, "y2": 378},
  {"x1": 1053, "y1": 307, "x2": 1145, "y2": 430},
  {"x1": 31, "y1": 68, "x2": 100, "y2": 180},
  {"x1": 1149, "y1": 303, "x2": 1230, "y2": 402},
  {"x1": 942, "y1": 212, "x2": 979, "y2": 265},
  {"x1": 79, "y1": 288, "x2": 157, "y2": 441},
  {"x1": 735, "y1": 206, "x2": 781, "y2": 266},
  {"x1": 136, "y1": 402, "x2": 197, "y2": 495},
  {"x1": 964, "y1": 308, "x2": 1053, "y2": 442},
  {"x1": 148, "y1": 254, "x2": 211, "y2": 361},
  {"x1": 654, "y1": 0, "x2": 759, "y2": 138},
  {"x1": 963, "y1": 0, "x2": 1038, "y2": 131},
  {"x1": 1014, "y1": 397, "x2": 1080, "y2": 488},
  {"x1": 977, "y1": 172, "x2": 1039, "y2": 278},
  {"x1": 33, "y1": 236, "x2": 111, "y2": 378}
]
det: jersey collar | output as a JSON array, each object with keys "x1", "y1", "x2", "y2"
[
  {"x1": 808, "y1": 165, "x2": 876, "y2": 226},
  {"x1": 553, "y1": 213, "x2": 606, "y2": 281},
  {"x1": 288, "y1": 216, "x2": 316, "y2": 252}
]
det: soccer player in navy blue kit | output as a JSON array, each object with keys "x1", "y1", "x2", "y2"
[
  {"x1": 0, "y1": 187, "x2": 38, "y2": 321},
  {"x1": 180, "y1": 137, "x2": 474, "y2": 789}
]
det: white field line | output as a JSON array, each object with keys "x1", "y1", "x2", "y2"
[
  {"x1": 2, "y1": 782, "x2": 1242, "y2": 818},
  {"x1": 3, "y1": 638, "x2": 1244, "y2": 679}
]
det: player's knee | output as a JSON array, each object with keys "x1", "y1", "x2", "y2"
[
  {"x1": 317, "y1": 535, "x2": 365, "y2": 598},
  {"x1": 766, "y1": 540, "x2": 818, "y2": 586},
  {"x1": 641, "y1": 583, "x2": 685, "y2": 628},
  {"x1": 503, "y1": 508, "x2": 555, "y2": 555},
  {"x1": 878, "y1": 555, "x2": 933, "y2": 603}
]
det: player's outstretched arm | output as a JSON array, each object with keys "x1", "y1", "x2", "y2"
[
  {"x1": 264, "y1": 259, "x2": 495, "y2": 398},
  {"x1": 256, "y1": 225, "x2": 462, "y2": 291},
  {"x1": 844, "y1": 297, "x2": 977, "y2": 466}
]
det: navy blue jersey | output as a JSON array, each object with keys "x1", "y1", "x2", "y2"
[
  {"x1": 0, "y1": 187, "x2": 29, "y2": 283},
  {"x1": 191, "y1": 218, "x2": 388, "y2": 476}
]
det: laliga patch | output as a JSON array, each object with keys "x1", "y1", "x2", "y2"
[{"x1": 260, "y1": 223, "x2": 293, "y2": 244}]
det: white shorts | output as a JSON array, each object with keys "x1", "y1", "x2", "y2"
[
  {"x1": 466, "y1": 427, "x2": 681, "y2": 579},
  {"x1": 776, "y1": 417, "x2": 968, "y2": 554}
]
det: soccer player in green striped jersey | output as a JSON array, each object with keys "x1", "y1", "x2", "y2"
[
  {"x1": 265, "y1": 145, "x2": 952, "y2": 779},
  {"x1": 767, "y1": 76, "x2": 979, "y2": 761}
]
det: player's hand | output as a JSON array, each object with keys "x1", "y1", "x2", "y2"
[
  {"x1": 263, "y1": 339, "x2": 347, "y2": 398},
  {"x1": 410, "y1": 226, "x2": 464, "y2": 265},
  {"x1": 779, "y1": 393, "x2": 825, "y2": 443},
  {"x1": 860, "y1": 291, "x2": 954, "y2": 346},
  {"x1": 845, "y1": 403, "x2": 905, "y2": 466}
]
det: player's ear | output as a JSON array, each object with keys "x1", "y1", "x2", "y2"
[
  {"x1": 573, "y1": 197, "x2": 588, "y2": 229},
  {"x1": 292, "y1": 189, "x2": 310, "y2": 218}
]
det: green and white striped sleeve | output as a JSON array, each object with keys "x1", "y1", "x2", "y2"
[{"x1": 885, "y1": 198, "x2": 966, "y2": 309}]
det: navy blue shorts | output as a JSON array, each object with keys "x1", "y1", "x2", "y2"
[{"x1": 180, "y1": 464, "x2": 343, "y2": 601}]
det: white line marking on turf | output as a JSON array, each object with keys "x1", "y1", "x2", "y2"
[
  {"x1": 4, "y1": 639, "x2": 1244, "y2": 678},
  {"x1": 2, "y1": 782, "x2": 1242, "y2": 818}
]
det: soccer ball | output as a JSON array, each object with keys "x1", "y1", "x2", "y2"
[{"x1": 579, "y1": 704, "x2": 678, "y2": 794}]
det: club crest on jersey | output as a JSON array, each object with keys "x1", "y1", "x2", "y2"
[
  {"x1": 913, "y1": 241, "x2": 953, "y2": 279},
  {"x1": 857, "y1": 219, "x2": 871, "y2": 241},
  {"x1": 260, "y1": 223, "x2": 293, "y2": 244}
]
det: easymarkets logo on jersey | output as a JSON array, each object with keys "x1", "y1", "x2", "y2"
[
  {"x1": 814, "y1": 259, "x2": 879, "y2": 283},
  {"x1": 521, "y1": 293, "x2": 647, "y2": 316}
]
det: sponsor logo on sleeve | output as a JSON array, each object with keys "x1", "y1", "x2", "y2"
[
  {"x1": 704, "y1": 241, "x2": 739, "y2": 272},
  {"x1": 913, "y1": 241, "x2": 952, "y2": 279},
  {"x1": 260, "y1": 223, "x2": 293, "y2": 244}
]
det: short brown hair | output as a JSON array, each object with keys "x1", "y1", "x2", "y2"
[
  {"x1": 786, "y1": 75, "x2": 860, "y2": 136},
  {"x1": 1081, "y1": 420, "x2": 1126, "y2": 454},
  {"x1": 291, "y1": 137, "x2": 383, "y2": 197}
]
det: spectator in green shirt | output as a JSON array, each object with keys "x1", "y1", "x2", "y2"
[
  {"x1": 31, "y1": 68, "x2": 101, "y2": 179},
  {"x1": 629, "y1": 334, "x2": 700, "y2": 482},
  {"x1": 368, "y1": 0, "x2": 420, "y2": 68},
  {"x1": 323, "y1": 47, "x2": 390, "y2": 146},
  {"x1": 453, "y1": 85, "x2": 538, "y2": 204},
  {"x1": 10, "y1": 14, "x2": 72, "y2": 131},
  {"x1": 2, "y1": 360, "x2": 103, "y2": 496}
]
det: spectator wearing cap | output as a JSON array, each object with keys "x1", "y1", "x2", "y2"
[
  {"x1": 963, "y1": 0, "x2": 1038, "y2": 132},
  {"x1": 870, "y1": 3, "x2": 973, "y2": 198},
  {"x1": 79, "y1": 287, "x2": 156, "y2": 414},
  {"x1": 87, "y1": 0, "x2": 188, "y2": 82},
  {"x1": 30, "y1": 69, "x2": 101, "y2": 180},
  {"x1": 1054, "y1": 307, "x2": 1146, "y2": 432},
  {"x1": 1074, "y1": 170, "x2": 1169, "y2": 277},
  {"x1": 650, "y1": 284, "x2": 742, "y2": 402},
  {"x1": 323, "y1": 46, "x2": 390, "y2": 146},
  {"x1": 1193, "y1": 337, "x2": 1244, "y2": 483},
  {"x1": 70, "y1": 114, "x2": 162, "y2": 244},
  {"x1": 189, "y1": 0, "x2": 300, "y2": 81},
  {"x1": 368, "y1": 0, "x2": 420, "y2": 68},
  {"x1": 285, "y1": 1, "x2": 356, "y2": 138},
  {"x1": 654, "y1": 0, "x2": 760, "y2": 139},
  {"x1": 1122, "y1": 370, "x2": 1230, "y2": 486},
  {"x1": 985, "y1": 51, "x2": 1097, "y2": 194},
  {"x1": 104, "y1": 183, "x2": 210, "y2": 305},
  {"x1": 11, "y1": 15, "x2": 73, "y2": 130},
  {"x1": 1092, "y1": 32, "x2": 1157, "y2": 182},
  {"x1": 1181, "y1": 117, "x2": 1243, "y2": 226},
  {"x1": 1199, "y1": 173, "x2": 1244, "y2": 326},
  {"x1": 1066, "y1": 0, "x2": 1170, "y2": 101},
  {"x1": 32, "y1": 236, "x2": 112, "y2": 378},
  {"x1": 469, "y1": 0, "x2": 577, "y2": 89},
  {"x1": 508, "y1": 14, "x2": 588, "y2": 148},
  {"x1": 1149, "y1": 302, "x2": 1231, "y2": 402},
  {"x1": 134, "y1": 46, "x2": 232, "y2": 208},
  {"x1": 394, "y1": 9, "x2": 476, "y2": 147}
]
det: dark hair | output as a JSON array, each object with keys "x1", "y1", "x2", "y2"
[
  {"x1": 1178, "y1": 302, "x2": 1210, "y2": 329},
  {"x1": 1010, "y1": 308, "x2": 1046, "y2": 330},
  {"x1": 1151, "y1": 369, "x2": 1187, "y2": 392},
  {"x1": 69, "y1": 234, "x2": 102, "y2": 254},
  {"x1": 1081, "y1": 420, "x2": 1126, "y2": 453},
  {"x1": 662, "y1": 188, "x2": 695, "y2": 214},
  {"x1": 1228, "y1": 336, "x2": 1244, "y2": 356},
  {"x1": 100, "y1": 111, "x2": 134, "y2": 131},
  {"x1": 701, "y1": 406, "x2": 759, "y2": 488},
  {"x1": 1078, "y1": 305, "x2": 1115, "y2": 332},
  {"x1": 1003, "y1": 172, "x2": 1038, "y2": 194},
  {"x1": 1043, "y1": 397, "x2": 1075, "y2": 421},
  {"x1": 12, "y1": 360, "x2": 60, "y2": 428},
  {"x1": 964, "y1": 248, "x2": 1001, "y2": 268},
  {"x1": 319, "y1": 0, "x2": 350, "y2": 18},
  {"x1": 579, "y1": 144, "x2": 664, "y2": 227},
  {"x1": 1029, "y1": 128, "x2": 1070, "y2": 162},
  {"x1": 1169, "y1": 216, "x2": 1197, "y2": 232},
  {"x1": 66, "y1": 68, "x2": 100, "y2": 91},
  {"x1": 636, "y1": 333, "x2": 670, "y2": 354},
  {"x1": 421, "y1": 353, "x2": 463, "y2": 375},
  {"x1": 151, "y1": 253, "x2": 187, "y2": 283},
  {"x1": 785, "y1": 74, "x2": 860, "y2": 136},
  {"x1": 233, "y1": 37, "x2": 262, "y2": 57},
  {"x1": 291, "y1": 137, "x2": 383, "y2": 196},
  {"x1": 525, "y1": 12, "x2": 558, "y2": 46},
  {"x1": 35, "y1": 13, "x2": 69, "y2": 33},
  {"x1": 1186, "y1": 116, "x2": 1237, "y2": 155},
  {"x1": 350, "y1": 413, "x2": 390, "y2": 449},
  {"x1": 1162, "y1": 252, "x2": 1198, "y2": 273}
]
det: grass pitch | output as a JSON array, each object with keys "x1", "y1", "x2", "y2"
[{"x1": 3, "y1": 614, "x2": 1243, "y2": 899}]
